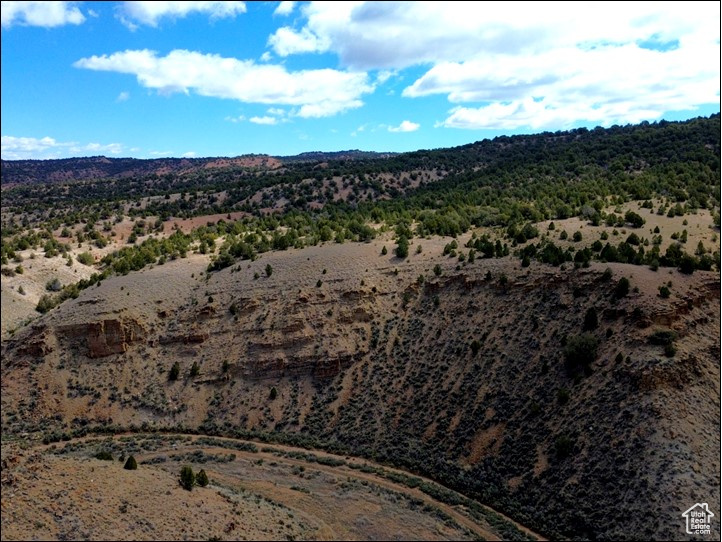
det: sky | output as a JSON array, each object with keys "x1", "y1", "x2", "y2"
[{"x1": 1, "y1": 1, "x2": 720, "y2": 160}]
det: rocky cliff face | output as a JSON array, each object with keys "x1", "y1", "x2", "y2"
[
  {"x1": 57, "y1": 318, "x2": 146, "y2": 358},
  {"x1": 1, "y1": 256, "x2": 719, "y2": 541}
]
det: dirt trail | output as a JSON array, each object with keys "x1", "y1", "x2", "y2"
[{"x1": 26, "y1": 432, "x2": 546, "y2": 541}]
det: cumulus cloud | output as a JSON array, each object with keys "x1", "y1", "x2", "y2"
[
  {"x1": 1, "y1": 1, "x2": 85, "y2": 28},
  {"x1": 429, "y1": 42, "x2": 720, "y2": 129},
  {"x1": 249, "y1": 116, "x2": 277, "y2": 125},
  {"x1": 116, "y1": 91, "x2": 130, "y2": 102},
  {"x1": 75, "y1": 142, "x2": 124, "y2": 154},
  {"x1": 273, "y1": 1, "x2": 296, "y2": 16},
  {"x1": 117, "y1": 1, "x2": 246, "y2": 29},
  {"x1": 74, "y1": 49, "x2": 373, "y2": 118},
  {"x1": 1, "y1": 135, "x2": 124, "y2": 160},
  {"x1": 268, "y1": 1, "x2": 720, "y2": 129},
  {"x1": 268, "y1": 26, "x2": 329, "y2": 56},
  {"x1": 388, "y1": 120, "x2": 419, "y2": 133}
]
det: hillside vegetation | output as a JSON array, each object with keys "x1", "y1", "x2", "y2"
[{"x1": 1, "y1": 115, "x2": 720, "y2": 540}]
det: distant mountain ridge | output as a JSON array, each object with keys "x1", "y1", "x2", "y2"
[
  {"x1": 0, "y1": 155, "x2": 283, "y2": 186},
  {"x1": 0, "y1": 150, "x2": 397, "y2": 185},
  {"x1": 274, "y1": 149, "x2": 398, "y2": 162}
]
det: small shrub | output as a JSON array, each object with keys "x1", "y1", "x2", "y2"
[
  {"x1": 196, "y1": 469, "x2": 209, "y2": 487},
  {"x1": 189, "y1": 361, "x2": 200, "y2": 378},
  {"x1": 36, "y1": 294, "x2": 57, "y2": 314},
  {"x1": 169, "y1": 362, "x2": 180, "y2": 381},
  {"x1": 269, "y1": 386, "x2": 278, "y2": 400},
  {"x1": 658, "y1": 285, "x2": 671, "y2": 298},
  {"x1": 649, "y1": 330, "x2": 676, "y2": 345},
  {"x1": 265, "y1": 263, "x2": 273, "y2": 277},
  {"x1": 77, "y1": 252, "x2": 94, "y2": 265},
  {"x1": 124, "y1": 455, "x2": 138, "y2": 470},
  {"x1": 46, "y1": 278, "x2": 62, "y2": 292},
  {"x1": 614, "y1": 277, "x2": 630, "y2": 298},
  {"x1": 381, "y1": 245, "x2": 387, "y2": 256},
  {"x1": 95, "y1": 450, "x2": 113, "y2": 461},
  {"x1": 563, "y1": 333, "x2": 599, "y2": 375}
]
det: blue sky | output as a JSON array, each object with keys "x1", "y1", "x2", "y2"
[{"x1": 1, "y1": 1, "x2": 719, "y2": 160}]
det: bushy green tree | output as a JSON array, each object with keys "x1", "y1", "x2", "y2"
[
  {"x1": 180, "y1": 465, "x2": 195, "y2": 491},
  {"x1": 563, "y1": 333, "x2": 599, "y2": 375},
  {"x1": 625, "y1": 211, "x2": 645, "y2": 228},
  {"x1": 614, "y1": 277, "x2": 630, "y2": 298},
  {"x1": 196, "y1": 469, "x2": 209, "y2": 487},
  {"x1": 395, "y1": 236, "x2": 409, "y2": 258}
]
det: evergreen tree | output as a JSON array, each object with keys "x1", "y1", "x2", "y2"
[
  {"x1": 180, "y1": 465, "x2": 195, "y2": 491},
  {"x1": 124, "y1": 455, "x2": 138, "y2": 470},
  {"x1": 395, "y1": 236, "x2": 409, "y2": 258},
  {"x1": 196, "y1": 469, "x2": 209, "y2": 487},
  {"x1": 582, "y1": 307, "x2": 598, "y2": 331}
]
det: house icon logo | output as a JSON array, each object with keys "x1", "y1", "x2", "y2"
[{"x1": 682, "y1": 503, "x2": 714, "y2": 535}]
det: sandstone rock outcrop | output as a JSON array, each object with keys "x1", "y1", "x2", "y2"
[{"x1": 58, "y1": 318, "x2": 145, "y2": 358}]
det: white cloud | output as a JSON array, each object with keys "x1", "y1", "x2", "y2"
[
  {"x1": 74, "y1": 49, "x2": 373, "y2": 118},
  {"x1": 149, "y1": 150, "x2": 173, "y2": 156},
  {"x1": 73, "y1": 142, "x2": 124, "y2": 154},
  {"x1": 429, "y1": 41, "x2": 720, "y2": 129},
  {"x1": 259, "y1": 51, "x2": 273, "y2": 62},
  {"x1": 181, "y1": 151, "x2": 197, "y2": 158},
  {"x1": 249, "y1": 115, "x2": 277, "y2": 125},
  {"x1": 266, "y1": 107, "x2": 286, "y2": 116},
  {"x1": 268, "y1": 26, "x2": 329, "y2": 56},
  {"x1": 268, "y1": 1, "x2": 720, "y2": 129},
  {"x1": 224, "y1": 114, "x2": 246, "y2": 123},
  {"x1": 117, "y1": 1, "x2": 246, "y2": 29},
  {"x1": 116, "y1": 91, "x2": 130, "y2": 102},
  {"x1": 1, "y1": 1, "x2": 85, "y2": 28},
  {"x1": 388, "y1": 120, "x2": 419, "y2": 133},
  {"x1": 273, "y1": 1, "x2": 296, "y2": 16},
  {"x1": 1, "y1": 135, "x2": 124, "y2": 159},
  {"x1": 375, "y1": 70, "x2": 397, "y2": 85}
]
